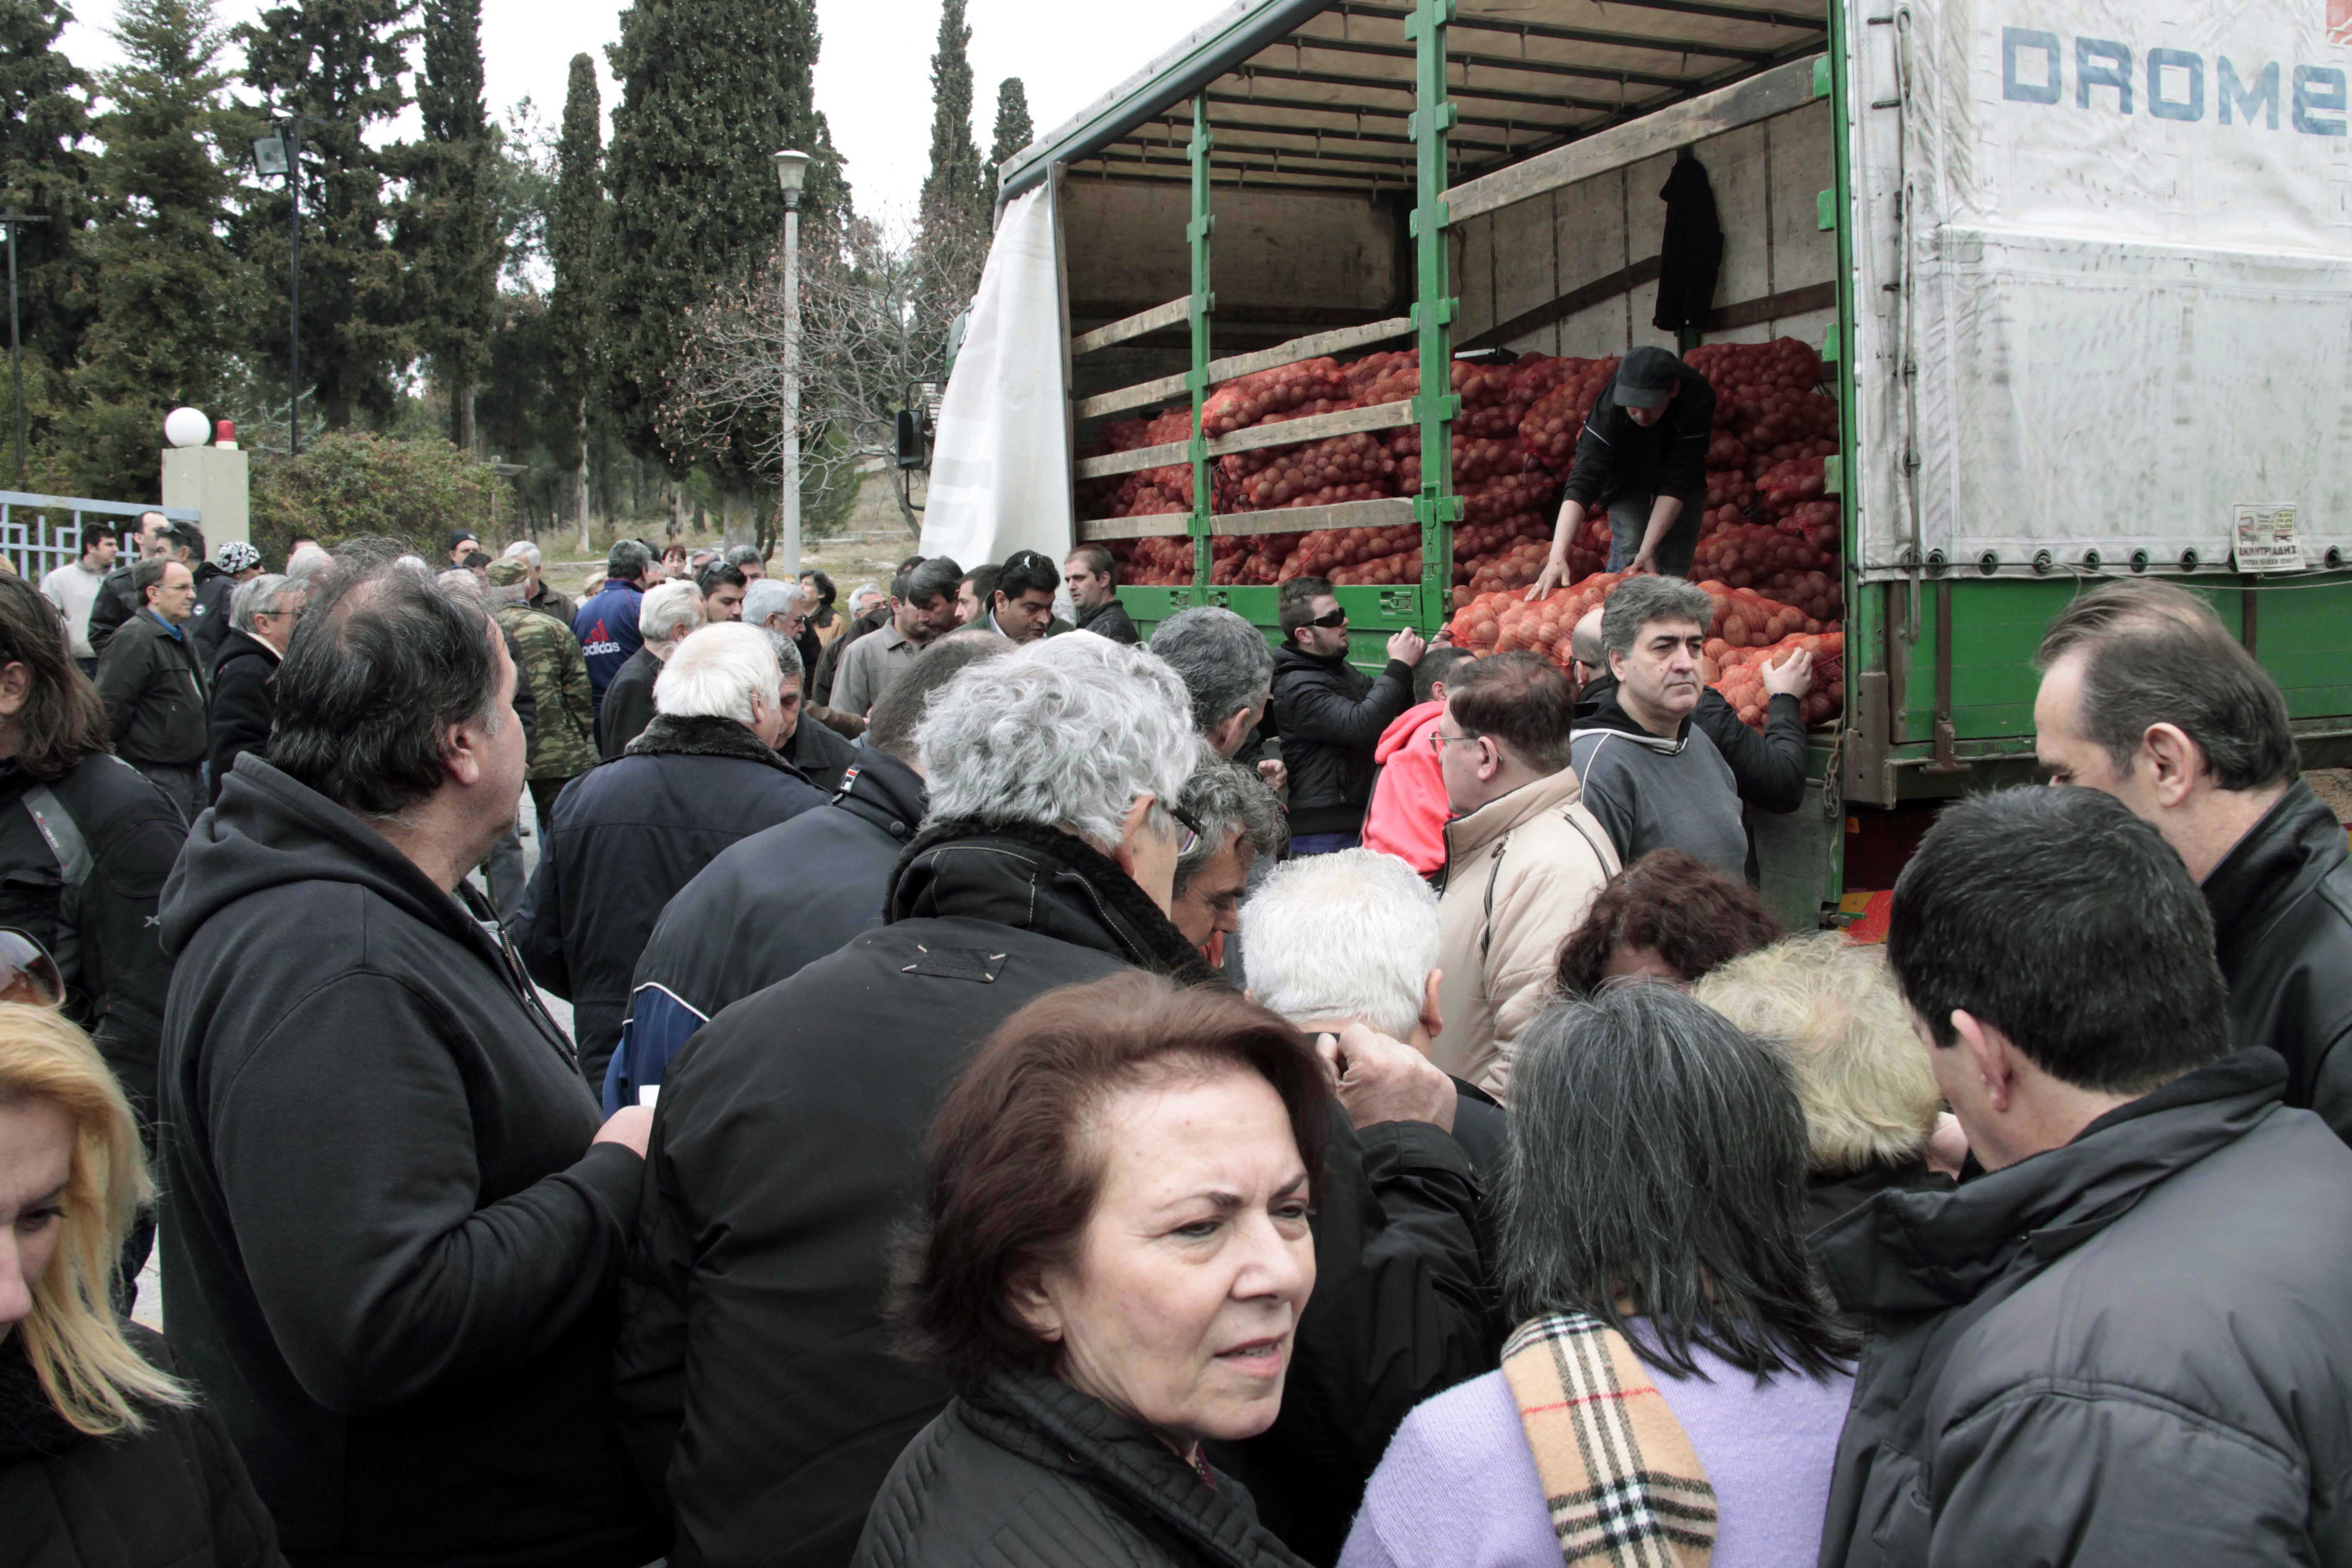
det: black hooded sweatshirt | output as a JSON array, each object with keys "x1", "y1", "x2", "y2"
[{"x1": 155, "y1": 757, "x2": 663, "y2": 1568}]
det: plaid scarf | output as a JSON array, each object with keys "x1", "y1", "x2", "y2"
[{"x1": 1500, "y1": 1310, "x2": 1718, "y2": 1567}]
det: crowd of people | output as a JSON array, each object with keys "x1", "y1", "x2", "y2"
[{"x1": 0, "y1": 509, "x2": 2347, "y2": 1568}]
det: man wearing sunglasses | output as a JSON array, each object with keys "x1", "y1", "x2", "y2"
[{"x1": 1269, "y1": 577, "x2": 1424, "y2": 855}]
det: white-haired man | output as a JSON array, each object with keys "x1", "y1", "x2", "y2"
[
  {"x1": 596, "y1": 578, "x2": 703, "y2": 760},
  {"x1": 745, "y1": 575, "x2": 866, "y2": 757},
  {"x1": 513, "y1": 623, "x2": 825, "y2": 1090}
]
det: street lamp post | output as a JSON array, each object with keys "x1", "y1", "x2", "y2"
[
  {"x1": 0, "y1": 211, "x2": 51, "y2": 487},
  {"x1": 253, "y1": 121, "x2": 308, "y2": 457},
  {"x1": 771, "y1": 149, "x2": 811, "y2": 578}
]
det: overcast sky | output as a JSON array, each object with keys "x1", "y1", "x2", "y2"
[{"x1": 59, "y1": 0, "x2": 1233, "y2": 221}]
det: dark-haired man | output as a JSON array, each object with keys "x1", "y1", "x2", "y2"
[
  {"x1": 1268, "y1": 577, "x2": 1422, "y2": 854},
  {"x1": 984, "y1": 549, "x2": 1060, "y2": 643},
  {"x1": 92, "y1": 557, "x2": 207, "y2": 821},
  {"x1": 86, "y1": 510, "x2": 181, "y2": 658},
  {"x1": 829, "y1": 555, "x2": 962, "y2": 717},
  {"x1": 157, "y1": 563, "x2": 663, "y2": 1568},
  {"x1": 954, "y1": 563, "x2": 997, "y2": 627},
  {"x1": 1064, "y1": 544, "x2": 1139, "y2": 644},
  {"x1": 1530, "y1": 344, "x2": 1715, "y2": 595},
  {"x1": 2034, "y1": 581, "x2": 2352, "y2": 1142},
  {"x1": 574, "y1": 539, "x2": 660, "y2": 713},
  {"x1": 40, "y1": 526, "x2": 116, "y2": 673},
  {"x1": 1433, "y1": 652, "x2": 1619, "y2": 1098},
  {"x1": 1815, "y1": 785, "x2": 2352, "y2": 1567},
  {"x1": 695, "y1": 560, "x2": 748, "y2": 622}
]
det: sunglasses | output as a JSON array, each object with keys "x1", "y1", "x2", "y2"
[
  {"x1": 1308, "y1": 609, "x2": 1348, "y2": 629},
  {"x1": 0, "y1": 927, "x2": 63, "y2": 1008},
  {"x1": 1168, "y1": 804, "x2": 1203, "y2": 859}
]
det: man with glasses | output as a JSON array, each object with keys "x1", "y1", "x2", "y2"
[
  {"x1": 1269, "y1": 576, "x2": 1423, "y2": 854},
  {"x1": 93, "y1": 557, "x2": 207, "y2": 823},
  {"x1": 1431, "y1": 652, "x2": 1619, "y2": 1100},
  {"x1": 206, "y1": 572, "x2": 307, "y2": 805}
]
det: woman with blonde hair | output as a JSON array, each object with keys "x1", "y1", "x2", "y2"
[
  {"x1": 1694, "y1": 931, "x2": 1958, "y2": 1232},
  {"x1": 0, "y1": 996, "x2": 283, "y2": 1565}
]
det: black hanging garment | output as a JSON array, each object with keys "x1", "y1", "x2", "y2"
[{"x1": 1653, "y1": 150, "x2": 1724, "y2": 334}]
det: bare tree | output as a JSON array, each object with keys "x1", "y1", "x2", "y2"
[{"x1": 664, "y1": 208, "x2": 984, "y2": 542}]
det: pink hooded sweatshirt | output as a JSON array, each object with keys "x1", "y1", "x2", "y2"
[{"x1": 1362, "y1": 699, "x2": 1452, "y2": 875}]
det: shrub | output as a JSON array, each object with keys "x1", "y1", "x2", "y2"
[{"x1": 249, "y1": 432, "x2": 498, "y2": 564}]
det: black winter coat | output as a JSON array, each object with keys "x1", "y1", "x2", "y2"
[
  {"x1": 93, "y1": 614, "x2": 206, "y2": 768},
  {"x1": 1075, "y1": 596, "x2": 1142, "y2": 645},
  {"x1": 190, "y1": 562, "x2": 236, "y2": 668},
  {"x1": 156, "y1": 757, "x2": 664, "y2": 1568},
  {"x1": 615, "y1": 819, "x2": 1222, "y2": 1567},
  {"x1": 206, "y1": 629, "x2": 278, "y2": 806},
  {"x1": 1269, "y1": 646, "x2": 1414, "y2": 837},
  {"x1": 0, "y1": 753, "x2": 181, "y2": 1142},
  {"x1": 854, "y1": 1369, "x2": 1308, "y2": 1568},
  {"x1": 783, "y1": 708, "x2": 861, "y2": 795},
  {"x1": 2201, "y1": 780, "x2": 2352, "y2": 1141},
  {"x1": 84, "y1": 563, "x2": 140, "y2": 658},
  {"x1": 1813, "y1": 1049, "x2": 2352, "y2": 1567},
  {"x1": 513, "y1": 712, "x2": 825, "y2": 1089},
  {"x1": 594, "y1": 646, "x2": 659, "y2": 761},
  {"x1": 0, "y1": 1324, "x2": 285, "y2": 1568}
]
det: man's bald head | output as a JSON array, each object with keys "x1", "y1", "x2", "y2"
[{"x1": 1571, "y1": 606, "x2": 1607, "y2": 690}]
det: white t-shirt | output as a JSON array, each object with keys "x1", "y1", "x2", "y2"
[{"x1": 41, "y1": 560, "x2": 106, "y2": 658}]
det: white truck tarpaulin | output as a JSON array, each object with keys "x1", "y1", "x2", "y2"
[
  {"x1": 1848, "y1": 0, "x2": 2352, "y2": 577},
  {"x1": 920, "y1": 183, "x2": 1072, "y2": 568}
]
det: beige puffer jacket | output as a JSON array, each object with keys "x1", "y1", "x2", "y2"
[{"x1": 1433, "y1": 766, "x2": 1619, "y2": 1101}]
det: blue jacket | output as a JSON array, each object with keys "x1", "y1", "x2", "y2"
[
  {"x1": 512, "y1": 713, "x2": 825, "y2": 1091},
  {"x1": 571, "y1": 580, "x2": 645, "y2": 710},
  {"x1": 604, "y1": 743, "x2": 926, "y2": 1112}
]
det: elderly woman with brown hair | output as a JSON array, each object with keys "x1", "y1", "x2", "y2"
[
  {"x1": 1695, "y1": 931, "x2": 1960, "y2": 1232},
  {"x1": 856, "y1": 971, "x2": 1328, "y2": 1568},
  {"x1": 1554, "y1": 847, "x2": 1783, "y2": 995},
  {"x1": 0, "y1": 995, "x2": 284, "y2": 1565}
]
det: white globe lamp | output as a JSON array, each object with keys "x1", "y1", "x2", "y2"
[{"x1": 164, "y1": 407, "x2": 211, "y2": 449}]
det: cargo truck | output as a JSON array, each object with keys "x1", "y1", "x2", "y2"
[{"x1": 925, "y1": 0, "x2": 2352, "y2": 926}]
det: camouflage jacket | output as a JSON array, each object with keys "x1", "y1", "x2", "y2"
[{"x1": 496, "y1": 602, "x2": 597, "y2": 782}]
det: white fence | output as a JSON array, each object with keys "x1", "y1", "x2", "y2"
[{"x1": 0, "y1": 491, "x2": 201, "y2": 583}]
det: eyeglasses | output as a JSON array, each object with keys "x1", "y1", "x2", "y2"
[
  {"x1": 1428, "y1": 729, "x2": 1484, "y2": 753},
  {"x1": 1308, "y1": 609, "x2": 1348, "y2": 629},
  {"x1": 1166, "y1": 804, "x2": 1203, "y2": 859},
  {"x1": 0, "y1": 927, "x2": 64, "y2": 1008}
]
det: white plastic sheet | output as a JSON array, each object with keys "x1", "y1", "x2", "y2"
[
  {"x1": 1848, "y1": 0, "x2": 2352, "y2": 577},
  {"x1": 921, "y1": 182, "x2": 1073, "y2": 568}
]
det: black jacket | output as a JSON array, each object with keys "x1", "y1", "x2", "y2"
[
  {"x1": 2201, "y1": 780, "x2": 2352, "y2": 1141},
  {"x1": 1651, "y1": 151, "x2": 1723, "y2": 334},
  {"x1": 784, "y1": 708, "x2": 861, "y2": 795},
  {"x1": 615, "y1": 819, "x2": 1222, "y2": 1566},
  {"x1": 0, "y1": 1323, "x2": 285, "y2": 1568},
  {"x1": 0, "y1": 753, "x2": 181, "y2": 1142},
  {"x1": 1813, "y1": 1050, "x2": 2352, "y2": 1566},
  {"x1": 93, "y1": 613, "x2": 207, "y2": 768},
  {"x1": 84, "y1": 562, "x2": 142, "y2": 658},
  {"x1": 155, "y1": 756, "x2": 663, "y2": 1568},
  {"x1": 1577, "y1": 673, "x2": 1806, "y2": 814},
  {"x1": 207, "y1": 628, "x2": 279, "y2": 807},
  {"x1": 1269, "y1": 646, "x2": 1414, "y2": 837},
  {"x1": 1075, "y1": 596, "x2": 1142, "y2": 645},
  {"x1": 1561, "y1": 356, "x2": 1716, "y2": 510},
  {"x1": 514, "y1": 712, "x2": 825, "y2": 1090},
  {"x1": 854, "y1": 1369, "x2": 1308, "y2": 1568},
  {"x1": 595, "y1": 646, "x2": 659, "y2": 761},
  {"x1": 191, "y1": 561, "x2": 236, "y2": 668}
]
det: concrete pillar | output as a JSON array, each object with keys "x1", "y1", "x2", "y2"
[{"x1": 160, "y1": 444, "x2": 249, "y2": 547}]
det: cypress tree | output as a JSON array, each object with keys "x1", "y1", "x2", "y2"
[
  {"x1": 988, "y1": 76, "x2": 1032, "y2": 181},
  {"x1": 410, "y1": 0, "x2": 499, "y2": 451},
  {"x1": 549, "y1": 51, "x2": 601, "y2": 542},
  {"x1": 64, "y1": 0, "x2": 250, "y2": 496},
  {"x1": 918, "y1": 0, "x2": 985, "y2": 237},
  {"x1": 605, "y1": 0, "x2": 845, "y2": 496},
  {"x1": 0, "y1": 0, "x2": 95, "y2": 456},
  {"x1": 237, "y1": 0, "x2": 417, "y2": 431}
]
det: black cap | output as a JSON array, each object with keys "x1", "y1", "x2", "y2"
[
  {"x1": 447, "y1": 528, "x2": 478, "y2": 551},
  {"x1": 1615, "y1": 346, "x2": 1683, "y2": 410}
]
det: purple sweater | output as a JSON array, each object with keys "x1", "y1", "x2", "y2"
[{"x1": 1339, "y1": 1331, "x2": 1854, "y2": 1568}]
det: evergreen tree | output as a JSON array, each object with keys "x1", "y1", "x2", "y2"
[
  {"x1": 604, "y1": 0, "x2": 845, "y2": 505},
  {"x1": 0, "y1": 0, "x2": 95, "y2": 457},
  {"x1": 64, "y1": 0, "x2": 251, "y2": 497},
  {"x1": 988, "y1": 76, "x2": 1032, "y2": 181},
  {"x1": 549, "y1": 52, "x2": 601, "y2": 541},
  {"x1": 410, "y1": 0, "x2": 498, "y2": 451},
  {"x1": 237, "y1": 0, "x2": 417, "y2": 431},
  {"x1": 918, "y1": 0, "x2": 985, "y2": 237}
]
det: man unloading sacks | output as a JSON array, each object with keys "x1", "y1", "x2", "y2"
[{"x1": 1529, "y1": 345, "x2": 1716, "y2": 596}]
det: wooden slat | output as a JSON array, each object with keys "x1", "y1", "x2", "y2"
[
  {"x1": 1071, "y1": 295, "x2": 1195, "y2": 357},
  {"x1": 1456, "y1": 256, "x2": 1662, "y2": 353},
  {"x1": 1074, "y1": 441, "x2": 1191, "y2": 482},
  {"x1": 1073, "y1": 317, "x2": 1416, "y2": 423},
  {"x1": 1211, "y1": 498, "x2": 1415, "y2": 538},
  {"x1": 1446, "y1": 56, "x2": 1823, "y2": 224},
  {"x1": 1206, "y1": 399, "x2": 1414, "y2": 458},
  {"x1": 1077, "y1": 515, "x2": 1197, "y2": 543},
  {"x1": 1707, "y1": 279, "x2": 1839, "y2": 330}
]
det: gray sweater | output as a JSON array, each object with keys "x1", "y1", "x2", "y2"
[{"x1": 1568, "y1": 701, "x2": 1746, "y2": 876}]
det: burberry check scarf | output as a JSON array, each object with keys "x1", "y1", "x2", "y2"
[{"x1": 1499, "y1": 1310, "x2": 1718, "y2": 1567}]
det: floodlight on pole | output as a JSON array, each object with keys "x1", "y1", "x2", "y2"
[
  {"x1": 251, "y1": 132, "x2": 289, "y2": 177},
  {"x1": 771, "y1": 151, "x2": 810, "y2": 577}
]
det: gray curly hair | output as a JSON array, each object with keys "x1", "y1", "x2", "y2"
[{"x1": 915, "y1": 634, "x2": 1196, "y2": 852}]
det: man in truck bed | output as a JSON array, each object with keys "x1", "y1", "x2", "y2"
[{"x1": 1530, "y1": 344, "x2": 1715, "y2": 597}]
